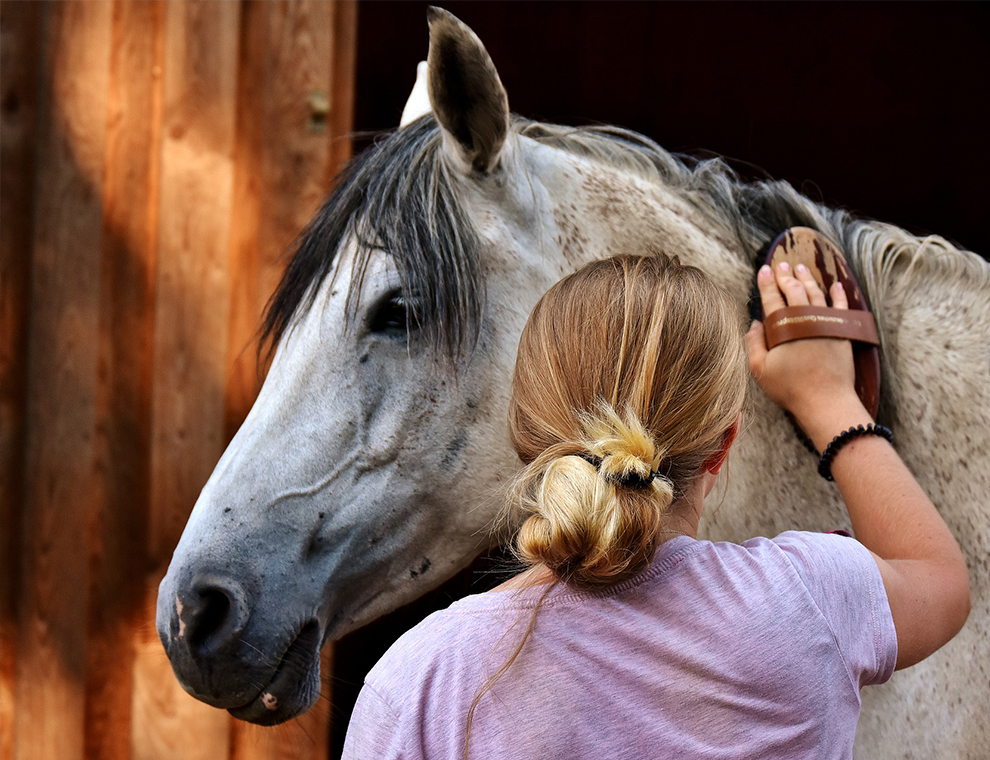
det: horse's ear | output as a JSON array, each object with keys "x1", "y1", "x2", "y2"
[
  {"x1": 400, "y1": 61, "x2": 431, "y2": 127},
  {"x1": 426, "y1": 7, "x2": 509, "y2": 174}
]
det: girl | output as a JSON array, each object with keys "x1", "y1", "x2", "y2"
[{"x1": 343, "y1": 249, "x2": 969, "y2": 759}]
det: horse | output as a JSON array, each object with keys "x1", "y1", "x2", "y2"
[{"x1": 157, "y1": 8, "x2": 990, "y2": 757}]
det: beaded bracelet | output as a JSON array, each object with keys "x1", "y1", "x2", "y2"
[{"x1": 818, "y1": 423, "x2": 894, "y2": 481}]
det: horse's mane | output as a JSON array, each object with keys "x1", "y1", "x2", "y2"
[
  {"x1": 516, "y1": 120, "x2": 989, "y2": 350},
  {"x1": 261, "y1": 116, "x2": 483, "y2": 360},
  {"x1": 262, "y1": 115, "x2": 987, "y2": 361}
]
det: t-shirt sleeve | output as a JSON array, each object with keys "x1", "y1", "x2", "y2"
[
  {"x1": 342, "y1": 682, "x2": 411, "y2": 760},
  {"x1": 774, "y1": 530, "x2": 898, "y2": 687}
]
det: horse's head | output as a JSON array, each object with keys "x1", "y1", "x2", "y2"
[{"x1": 157, "y1": 8, "x2": 752, "y2": 724}]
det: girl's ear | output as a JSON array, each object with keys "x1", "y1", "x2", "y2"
[{"x1": 704, "y1": 414, "x2": 741, "y2": 475}]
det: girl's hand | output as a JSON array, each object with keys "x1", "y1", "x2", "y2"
[
  {"x1": 747, "y1": 262, "x2": 970, "y2": 671},
  {"x1": 745, "y1": 262, "x2": 870, "y2": 444}
]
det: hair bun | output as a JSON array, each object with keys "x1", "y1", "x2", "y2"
[
  {"x1": 512, "y1": 403, "x2": 677, "y2": 588},
  {"x1": 583, "y1": 403, "x2": 665, "y2": 490},
  {"x1": 597, "y1": 451, "x2": 658, "y2": 489}
]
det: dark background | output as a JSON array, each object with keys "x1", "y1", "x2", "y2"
[
  {"x1": 354, "y1": 1, "x2": 989, "y2": 257},
  {"x1": 333, "y1": 2, "x2": 989, "y2": 754}
]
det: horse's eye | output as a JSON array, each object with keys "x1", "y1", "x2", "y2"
[{"x1": 368, "y1": 290, "x2": 417, "y2": 337}]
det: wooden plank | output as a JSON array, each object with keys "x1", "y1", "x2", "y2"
[
  {"x1": 147, "y1": 0, "x2": 240, "y2": 611},
  {"x1": 14, "y1": 2, "x2": 113, "y2": 760},
  {"x1": 131, "y1": 1, "x2": 242, "y2": 758},
  {"x1": 329, "y1": 0, "x2": 357, "y2": 180},
  {"x1": 223, "y1": 0, "x2": 267, "y2": 443},
  {"x1": 0, "y1": 3, "x2": 43, "y2": 758},
  {"x1": 225, "y1": 0, "x2": 342, "y2": 440},
  {"x1": 227, "y1": 2, "x2": 345, "y2": 757},
  {"x1": 256, "y1": 0, "x2": 339, "y2": 296},
  {"x1": 83, "y1": 2, "x2": 165, "y2": 760}
]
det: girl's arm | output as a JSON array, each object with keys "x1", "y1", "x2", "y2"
[{"x1": 745, "y1": 262, "x2": 970, "y2": 669}]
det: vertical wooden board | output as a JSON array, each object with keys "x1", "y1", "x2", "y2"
[
  {"x1": 257, "y1": 0, "x2": 337, "y2": 294},
  {"x1": 133, "y1": 1, "x2": 242, "y2": 758},
  {"x1": 225, "y1": 0, "x2": 341, "y2": 439},
  {"x1": 147, "y1": 0, "x2": 240, "y2": 600},
  {"x1": 223, "y1": 0, "x2": 266, "y2": 442},
  {"x1": 227, "y1": 3, "x2": 339, "y2": 756},
  {"x1": 84, "y1": 2, "x2": 166, "y2": 760},
  {"x1": 0, "y1": 3, "x2": 43, "y2": 756},
  {"x1": 329, "y1": 0, "x2": 357, "y2": 181},
  {"x1": 14, "y1": 2, "x2": 113, "y2": 760}
]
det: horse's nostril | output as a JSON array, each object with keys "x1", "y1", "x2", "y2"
[
  {"x1": 177, "y1": 577, "x2": 249, "y2": 658},
  {"x1": 188, "y1": 588, "x2": 232, "y2": 650}
]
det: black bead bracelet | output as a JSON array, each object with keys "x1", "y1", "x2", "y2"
[{"x1": 818, "y1": 423, "x2": 894, "y2": 481}]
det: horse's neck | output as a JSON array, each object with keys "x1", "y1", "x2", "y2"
[{"x1": 534, "y1": 153, "x2": 753, "y2": 299}]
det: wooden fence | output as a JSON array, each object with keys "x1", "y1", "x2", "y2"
[{"x1": 0, "y1": 2, "x2": 357, "y2": 758}]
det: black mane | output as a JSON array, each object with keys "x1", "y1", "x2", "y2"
[
  {"x1": 263, "y1": 114, "x2": 983, "y2": 370},
  {"x1": 262, "y1": 114, "x2": 820, "y2": 367},
  {"x1": 261, "y1": 116, "x2": 483, "y2": 361}
]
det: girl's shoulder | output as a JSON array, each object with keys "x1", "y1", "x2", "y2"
[{"x1": 363, "y1": 591, "x2": 522, "y2": 693}]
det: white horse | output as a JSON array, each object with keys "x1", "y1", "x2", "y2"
[{"x1": 157, "y1": 8, "x2": 990, "y2": 756}]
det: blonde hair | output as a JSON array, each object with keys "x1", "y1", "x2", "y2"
[
  {"x1": 506, "y1": 253, "x2": 747, "y2": 588},
  {"x1": 465, "y1": 253, "x2": 747, "y2": 756}
]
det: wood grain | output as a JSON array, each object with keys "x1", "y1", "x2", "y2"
[
  {"x1": 225, "y1": 0, "x2": 341, "y2": 440},
  {"x1": 224, "y1": 0, "x2": 266, "y2": 444},
  {"x1": 329, "y1": 1, "x2": 357, "y2": 181},
  {"x1": 148, "y1": 0, "x2": 240, "y2": 594},
  {"x1": 0, "y1": 3, "x2": 43, "y2": 758},
  {"x1": 227, "y1": 3, "x2": 340, "y2": 757},
  {"x1": 84, "y1": 3, "x2": 166, "y2": 759},
  {"x1": 135, "y1": 1, "x2": 243, "y2": 757},
  {"x1": 3, "y1": 0, "x2": 358, "y2": 756},
  {"x1": 15, "y1": 2, "x2": 113, "y2": 759}
]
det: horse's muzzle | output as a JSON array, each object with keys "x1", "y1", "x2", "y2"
[{"x1": 156, "y1": 565, "x2": 323, "y2": 724}]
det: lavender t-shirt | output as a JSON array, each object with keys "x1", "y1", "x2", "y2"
[{"x1": 343, "y1": 531, "x2": 897, "y2": 759}]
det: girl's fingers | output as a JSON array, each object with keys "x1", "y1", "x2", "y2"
[
  {"x1": 757, "y1": 260, "x2": 841, "y2": 316},
  {"x1": 794, "y1": 264, "x2": 827, "y2": 307},
  {"x1": 756, "y1": 264, "x2": 786, "y2": 315},
  {"x1": 830, "y1": 281, "x2": 848, "y2": 310},
  {"x1": 773, "y1": 262, "x2": 809, "y2": 307}
]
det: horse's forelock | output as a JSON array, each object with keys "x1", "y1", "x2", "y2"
[{"x1": 260, "y1": 116, "x2": 483, "y2": 363}]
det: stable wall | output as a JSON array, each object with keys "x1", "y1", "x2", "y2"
[{"x1": 0, "y1": 2, "x2": 356, "y2": 758}]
